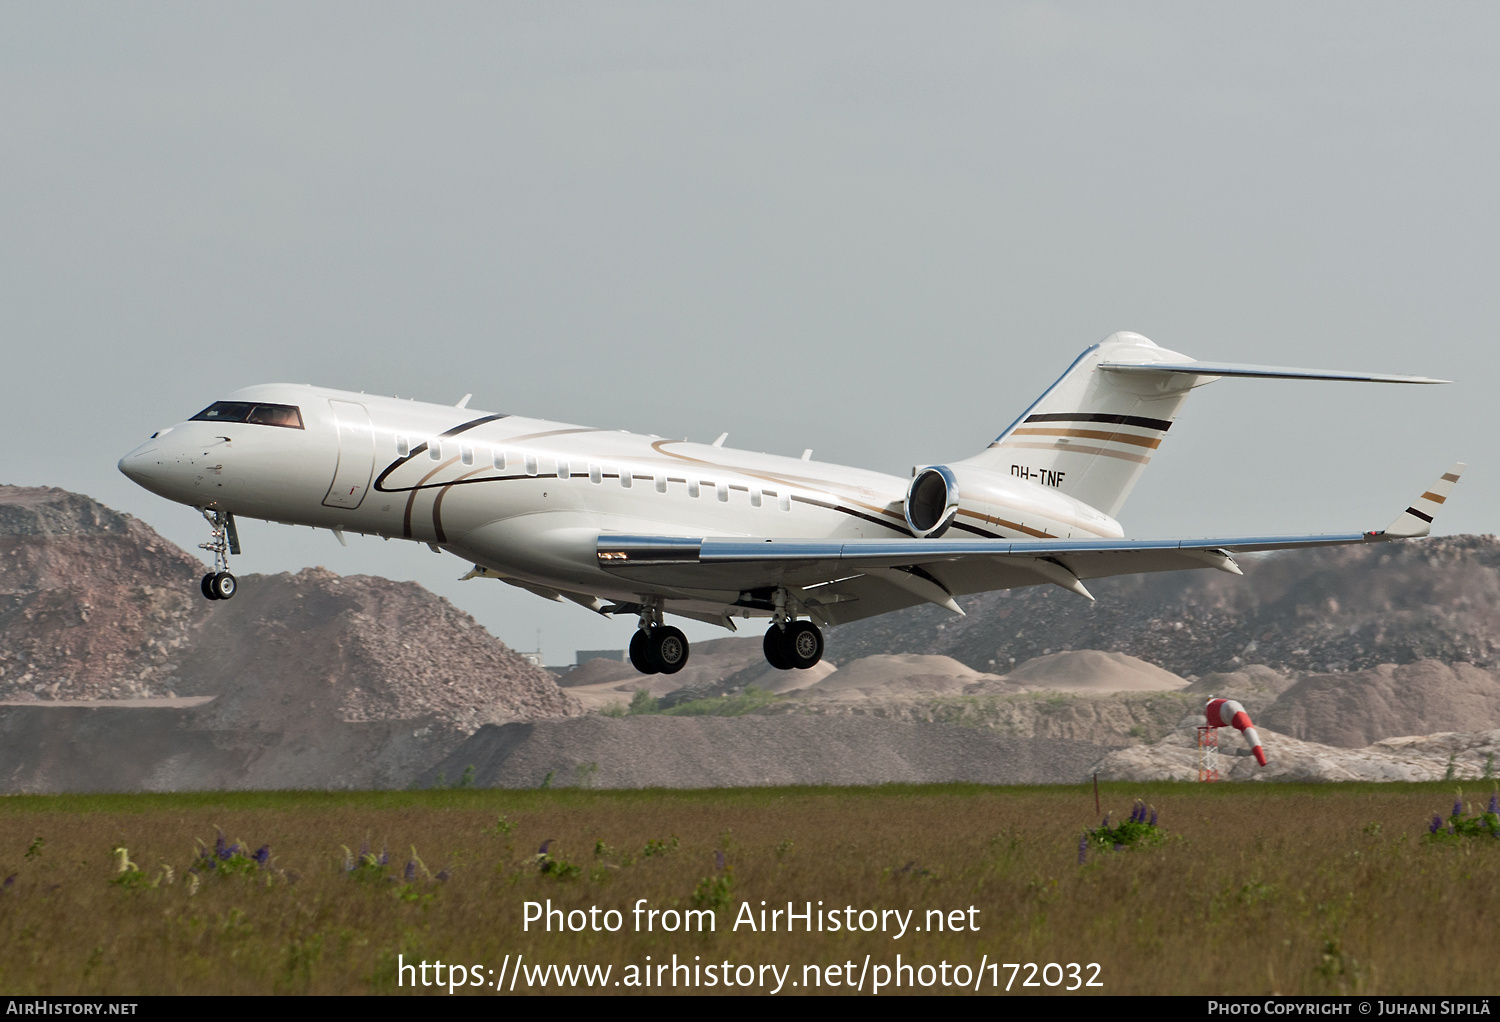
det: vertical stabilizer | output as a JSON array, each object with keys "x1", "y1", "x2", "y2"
[{"x1": 958, "y1": 332, "x2": 1201, "y2": 517}]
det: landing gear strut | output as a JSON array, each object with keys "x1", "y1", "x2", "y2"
[
  {"x1": 198, "y1": 508, "x2": 240, "y2": 601},
  {"x1": 761, "y1": 587, "x2": 824, "y2": 670},
  {"x1": 627, "y1": 600, "x2": 690, "y2": 675}
]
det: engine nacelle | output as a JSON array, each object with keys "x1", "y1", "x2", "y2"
[
  {"x1": 902, "y1": 462, "x2": 1124, "y2": 541},
  {"x1": 904, "y1": 465, "x2": 960, "y2": 538}
]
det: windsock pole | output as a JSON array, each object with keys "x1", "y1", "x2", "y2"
[{"x1": 1205, "y1": 697, "x2": 1268, "y2": 766}]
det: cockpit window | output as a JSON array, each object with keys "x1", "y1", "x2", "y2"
[
  {"x1": 246, "y1": 403, "x2": 304, "y2": 428},
  {"x1": 191, "y1": 401, "x2": 304, "y2": 429}
]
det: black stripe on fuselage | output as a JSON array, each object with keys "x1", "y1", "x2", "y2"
[
  {"x1": 373, "y1": 413, "x2": 510, "y2": 495},
  {"x1": 790, "y1": 494, "x2": 910, "y2": 536},
  {"x1": 1024, "y1": 412, "x2": 1173, "y2": 432}
]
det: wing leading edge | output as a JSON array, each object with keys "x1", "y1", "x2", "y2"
[{"x1": 595, "y1": 464, "x2": 1464, "y2": 623}]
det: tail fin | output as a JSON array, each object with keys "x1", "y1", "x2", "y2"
[
  {"x1": 958, "y1": 332, "x2": 1198, "y2": 517},
  {"x1": 957, "y1": 331, "x2": 1447, "y2": 519}
]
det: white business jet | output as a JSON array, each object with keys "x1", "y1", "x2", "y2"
[{"x1": 119, "y1": 332, "x2": 1461, "y2": 676}]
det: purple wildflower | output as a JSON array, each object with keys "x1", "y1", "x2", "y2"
[
  {"x1": 1489, "y1": 792, "x2": 1498, "y2": 815},
  {"x1": 1077, "y1": 836, "x2": 1088, "y2": 865},
  {"x1": 538, "y1": 839, "x2": 553, "y2": 855},
  {"x1": 1430, "y1": 814, "x2": 1443, "y2": 834},
  {"x1": 435, "y1": 869, "x2": 450, "y2": 882},
  {"x1": 215, "y1": 831, "x2": 227, "y2": 858},
  {"x1": 252, "y1": 845, "x2": 270, "y2": 866},
  {"x1": 1113, "y1": 843, "x2": 1124, "y2": 851},
  {"x1": 714, "y1": 850, "x2": 725, "y2": 871},
  {"x1": 1454, "y1": 798, "x2": 1464, "y2": 818},
  {"x1": 1101, "y1": 812, "x2": 1111, "y2": 828},
  {"x1": 359, "y1": 840, "x2": 369, "y2": 861},
  {"x1": 2, "y1": 874, "x2": 14, "y2": 889},
  {"x1": 404, "y1": 860, "x2": 417, "y2": 882},
  {"x1": 1149, "y1": 807, "x2": 1158, "y2": 827}
]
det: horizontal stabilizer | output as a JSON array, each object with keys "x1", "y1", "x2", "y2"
[
  {"x1": 1381, "y1": 463, "x2": 1466, "y2": 538},
  {"x1": 1098, "y1": 361, "x2": 1449, "y2": 384}
]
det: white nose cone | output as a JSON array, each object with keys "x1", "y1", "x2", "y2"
[{"x1": 118, "y1": 441, "x2": 165, "y2": 493}]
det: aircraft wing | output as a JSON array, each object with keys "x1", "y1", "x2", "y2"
[{"x1": 596, "y1": 464, "x2": 1463, "y2": 625}]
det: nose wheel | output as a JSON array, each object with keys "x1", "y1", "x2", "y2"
[
  {"x1": 197, "y1": 509, "x2": 241, "y2": 601},
  {"x1": 201, "y1": 572, "x2": 237, "y2": 601},
  {"x1": 763, "y1": 620, "x2": 823, "y2": 670}
]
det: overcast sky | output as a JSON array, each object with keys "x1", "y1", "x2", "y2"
[{"x1": 2, "y1": 3, "x2": 1494, "y2": 663}]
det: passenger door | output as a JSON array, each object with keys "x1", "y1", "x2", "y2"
[{"x1": 322, "y1": 400, "x2": 375, "y2": 509}]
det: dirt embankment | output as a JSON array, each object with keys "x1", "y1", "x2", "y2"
[
  {"x1": 0, "y1": 486, "x2": 582, "y2": 791},
  {"x1": 419, "y1": 715, "x2": 1106, "y2": 789}
]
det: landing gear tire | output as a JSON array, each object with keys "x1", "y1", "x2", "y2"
[
  {"x1": 782, "y1": 620, "x2": 824, "y2": 669},
  {"x1": 209, "y1": 572, "x2": 237, "y2": 601},
  {"x1": 201, "y1": 573, "x2": 220, "y2": 601},
  {"x1": 650, "y1": 626, "x2": 690, "y2": 675},
  {"x1": 763, "y1": 625, "x2": 792, "y2": 670},
  {"x1": 629, "y1": 629, "x2": 661, "y2": 675}
]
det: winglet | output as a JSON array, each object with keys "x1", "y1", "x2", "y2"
[{"x1": 1380, "y1": 463, "x2": 1465, "y2": 538}]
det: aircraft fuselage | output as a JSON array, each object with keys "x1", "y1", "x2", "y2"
[{"x1": 118, "y1": 383, "x2": 1120, "y2": 612}]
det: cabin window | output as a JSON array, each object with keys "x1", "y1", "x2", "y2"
[
  {"x1": 687, "y1": 480, "x2": 700, "y2": 498},
  {"x1": 525, "y1": 454, "x2": 538, "y2": 476},
  {"x1": 494, "y1": 450, "x2": 506, "y2": 470},
  {"x1": 589, "y1": 464, "x2": 602, "y2": 484},
  {"x1": 621, "y1": 471, "x2": 632, "y2": 488},
  {"x1": 750, "y1": 489, "x2": 762, "y2": 508},
  {"x1": 716, "y1": 481, "x2": 729, "y2": 502},
  {"x1": 460, "y1": 445, "x2": 474, "y2": 467},
  {"x1": 557, "y1": 460, "x2": 570, "y2": 480},
  {"x1": 429, "y1": 441, "x2": 443, "y2": 461},
  {"x1": 779, "y1": 492, "x2": 792, "y2": 512},
  {"x1": 655, "y1": 475, "x2": 666, "y2": 493},
  {"x1": 191, "y1": 401, "x2": 304, "y2": 429},
  {"x1": 396, "y1": 436, "x2": 410, "y2": 457}
]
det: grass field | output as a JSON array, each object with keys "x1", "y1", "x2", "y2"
[{"x1": 1, "y1": 782, "x2": 1496, "y2": 995}]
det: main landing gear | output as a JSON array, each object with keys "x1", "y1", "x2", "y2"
[
  {"x1": 628, "y1": 601, "x2": 690, "y2": 675},
  {"x1": 197, "y1": 508, "x2": 241, "y2": 601},
  {"x1": 763, "y1": 619, "x2": 824, "y2": 670}
]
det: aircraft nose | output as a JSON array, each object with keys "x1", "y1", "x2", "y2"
[{"x1": 118, "y1": 439, "x2": 165, "y2": 490}]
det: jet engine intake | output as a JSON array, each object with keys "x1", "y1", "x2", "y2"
[{"x1": 904, "y1": 465, "x2": 959, "y2": 538}]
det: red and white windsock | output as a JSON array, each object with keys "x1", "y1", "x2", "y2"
[{"x1": 1206, "y1": 698, "x2": 1267, "y2": 766}]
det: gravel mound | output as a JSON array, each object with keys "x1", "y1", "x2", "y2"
[
  {"x1": 0, "y1": 486, "x2": 580, "y2": 732},
  {"x1": 174, "y1": 566, "x2": 580, "y2": 734},
  {"x1": 420, "y1": 714, "x2": 1107, "y2": 788},
  {"x1": 1258, "y1": 661, "x2": 1500, "y2": 748},
  {"x1": 804, "y1": 654, "x2": 1001, "y2": 700},
  {"x1": 1004, "y1": 650, "x2": 1188, "y2": 692},
  {"x1": 1092, "y1": 724, "x2": 1500, "y2": 783}
]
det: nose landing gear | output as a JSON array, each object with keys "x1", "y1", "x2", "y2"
[{"x1": 198, "y1": 509, "x2": 240, "y2": 601}]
